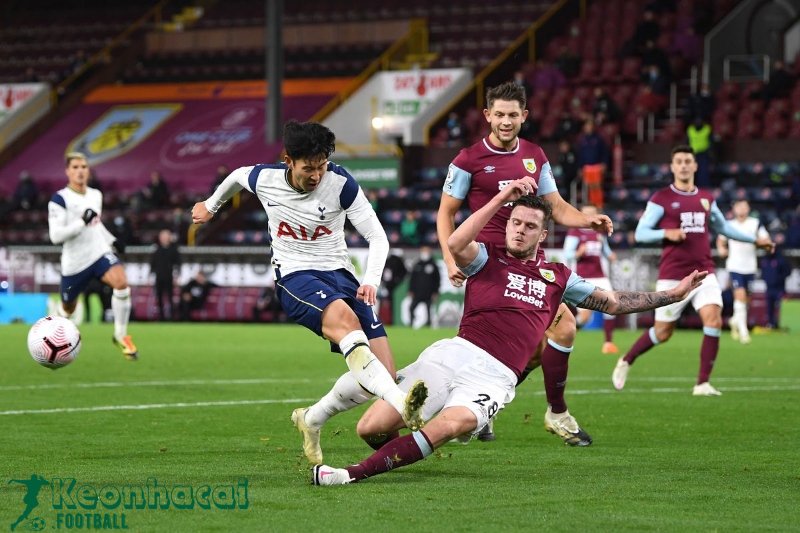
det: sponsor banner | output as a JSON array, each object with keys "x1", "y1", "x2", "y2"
[
  {"x1": 0, "y1": 83, "x2": 51, "y2": 150},
  {"x1": 0, "y1": 88, "x2": 335, "y2": 194},
  {"x1": 337, "y1": 158, "x2": 400, "y2": 189},
  {"x1": 0, "y1": 83, "x2": 48, "y2": 121},
  {"x1": 378, "y1": 70, "x2": 461, "y2": 135}
]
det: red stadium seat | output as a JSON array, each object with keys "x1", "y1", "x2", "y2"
[
  {"x1": 576, "y1": 58, "x2": 600, "y2": 82},
  {"x1": 599, "y1": 58, "x2": 621, "y2": 83},
  {"x1": 620, "y1": 57, "x2": 641, "y2": 82}
]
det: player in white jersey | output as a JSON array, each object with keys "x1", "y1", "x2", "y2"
[
  {"x1": 47, "y1": 152, "x2": 137, "y2": 359},
  {"x1": 716, "y1": 199, "x2": 770, "y2": 343},
  {"x1": 191, "y1": 121, "x2": 427, "y2": 463}
]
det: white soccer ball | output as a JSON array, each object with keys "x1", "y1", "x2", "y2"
[{"x1": 27, "y1": 316, "x2": 82, "y2": 369}]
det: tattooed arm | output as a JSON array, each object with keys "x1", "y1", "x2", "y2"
[{"x1": 577, "y1": 270, "x2": 708, "y2": 314}]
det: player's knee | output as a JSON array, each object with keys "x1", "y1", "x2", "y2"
[
  {"x1": 62, "y1": 301, "x2": 77, "y2": 314},
  {"x1": 654, "y1": 326, "x2": 673, "y2": 343},
  {"x1": 704, "y1": 316, "x2": 723, "y2": 329},
  {"x1": 551, "y1": 313, "x2": 576, "y2": 346}
]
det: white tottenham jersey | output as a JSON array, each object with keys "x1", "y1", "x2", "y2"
[
  {"x1": 205, "y1": 162, "x2": 389, "y2": 287},
  {"x1": 722, "y1": 217, "x2": 768, "y2": 274},
  {"x1": 48, "y1": 186, "x2": 116, "y2": 276}
]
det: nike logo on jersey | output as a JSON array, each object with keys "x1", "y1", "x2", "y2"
[{"x1": 370, "y1": 322, "x2": 382, "y2": 330}]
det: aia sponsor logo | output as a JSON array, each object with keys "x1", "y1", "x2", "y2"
[{"x1": 276, "y1": 222, "x2": 332, "y2": 241}]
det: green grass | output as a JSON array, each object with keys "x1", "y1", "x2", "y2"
[{"x1": 2, "y1": 302, "x2": 799, "y2": 532}]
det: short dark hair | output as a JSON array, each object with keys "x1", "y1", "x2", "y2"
[
  {"x1": 511, "y1": 194, "x2": 552, "y2": 226},
  {"x1": 671, "y1": 144, "x2": 694, "y2": 158},
  {"x1": 283, "y1": 120, "x2": 336, "y2": 161},
  {"x1": 486, "y1": 81, "x2": 527, "y2": 111}
]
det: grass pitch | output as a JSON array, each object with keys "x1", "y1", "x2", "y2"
[{"x1": 1, "y1": 302, "x2": 799, "y2": 532}]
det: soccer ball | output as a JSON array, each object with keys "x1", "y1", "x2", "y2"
[{"x1": 27, "y1": 316, "x2": 82, "y2": 369}]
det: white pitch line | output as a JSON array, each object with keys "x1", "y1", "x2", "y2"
[
  {"x1": 0, "y1": 378, "x2": 315, "y2": 392},
  {"x1": 1, "y1": 376, "x2": 798, "y2": 393},
  {"x1": 0, "y1": 398, "x2": 318, "y2": 416},
  {"x1": 3, "y1": 384, "x2": 800, "y2": 416}
]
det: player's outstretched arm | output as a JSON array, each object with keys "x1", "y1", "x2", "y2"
[
  {"x1": 579, "y1": 270, "x2": 708, "y2": 314},
  {"x1": 447, "y1": 177, "x2": 536, "y2": 267},
  {"x1": 437, "y1": 193, "x2": 468, "y2": 287},
  {"x1": 192, "y1": 167, "x2": 250, "y2": 224},
  {"x1": 542, "y1": 191, "x2": 613, "y2": 235}
]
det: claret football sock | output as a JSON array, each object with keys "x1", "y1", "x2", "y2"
[
  {"x1": 623, "y1": 327, "x2": 659, "y2": 364},
  {"x1": 698, "y1": 327, "x2": 720, "y2": 384},
  {"x1": 541, "y1": 340, "x2": 572, "y2": 414},
  {"x1": 346, "y1": 431, "x2": 433, "y2": 481}
]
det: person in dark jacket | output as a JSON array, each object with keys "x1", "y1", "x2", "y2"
[
  {"x1": 760, "y1": 237, "x2": 792, "y2": 330},
  {"x1": 407, "y1": 246, "x2": 441, "y2": 328},
  {"x1": 179, "y1": 271, "x2": 216, "y2": 321},
  {"x1": 150, "y1": 229, "x2": 181, "y2": 320}
]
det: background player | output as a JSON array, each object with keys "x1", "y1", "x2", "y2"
[
  {"x1": 563, "y1": 204, "x2": 619, "y2": 354},
  {"x1": 716, "y1": 199, "x2": 770, "y2": 344},
  {"x1": 613, "y1": 146, "x2": 775, "y2": 396},
  {"x1": 48, "y1": 152, "x2": 137, "y2": 359},
  {"x1": 312, "y1": 179, "x2": 706, "y2": 485},
  {"x1": 191, "y1": 121, "x2": 426, "y2": 463},
  {"x1": 437, "y1": 81, "x2": 613, "y2": 446}
]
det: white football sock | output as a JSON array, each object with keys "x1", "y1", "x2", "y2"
[
  {"x1": 733, "y1": 300, "x2": 748, "y2": 335},
  {"x1": 112, "y1": 287, "x2": 131, "y2": 340},
  {"x1": 340, "y1": 330, "x2": 405, "y2": 415},
  {"x1": 305, "y1": 372, "x2": 373, "y2": 428}
]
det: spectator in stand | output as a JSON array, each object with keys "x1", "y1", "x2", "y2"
[
  {"x1": 576, "y1": 120, "x2": 609, "y2": 208},
  {"x1": 178, "y1": 271, "x2": 216, "y2": 321},
  {"x1": 400, "y1": 210, "x2": 420, "y2": 246},
  {"x1": 1, "y1": 171, "x2": 39, "y2": 217},
  {"x1": 406, "y1": 246, "x2": 441, "y2": 328},
  {"x1": 686, "y1": 116, "x2": 713, "y2": 188},
  {"x1": 623, "y1": 8, "x2": 660, "y2": 57},
  {"x1": 252, "y1": 280, "x2": 285, "y2": 323},
  {"x1": 142, "y1": 171, "x2": 171, "y2": 209},
  {"x1": 555, "y1": 140, "x2": 579, "y2": 200},
  {"x1": 751, "y1": 60, "x2": 795, "y2": 104},
  {"x1": 210, "y1": 165, "x2": 230, "y2": 194},
  {"x1": 150, "y1": 229, "x2": 181, "y2": 321},
  {"x1": 687, "y1": 83, "x2": 715, "y2": 122},
  {"x1": 110, "y1": 214, "x2": 136, "y2": 249},
  {"x1": 641, "y1": 40, "x2": 672, "y2": 80},
  {"x1": 554, "y1": 46, "x2": 579, "y2": 78},
  {"x1": 555, "y1": 110, "x2": 580, "y2": 142},
  {"x1": 512, "y1": 70, "x2": 533, "y2": 99},
  {"x1": 592, "y1": 87, "x2": 621, "y2": 125},
  {"x1": 380, "y1": 250, "x2": 408, "y2": 323},
  {"x1": 671, "y1": 25, "x2": 703, "y2": 64},
  {"x1": 445, "y1": 111, "x2": 465, "y2": 147},
  {"x1": 638, "y1": 64, "x2": 670, "y2": 113},
  {"x1": 365, "y1": 189, "x2": 379, "y2": 212},
  {"x1": 530, "y1": 59, "x2": 566, "y2": 92},
  {"x1": 760, "y1": 234, "x2": 792, "y2": 330}
]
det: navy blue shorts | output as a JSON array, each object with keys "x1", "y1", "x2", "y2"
[
  {"x1": 275, "y1": 268, "x2": 387, "y2": 353},
  {"x1": 730, "y1": 272, "x2": 754, "y2": 291},
  {"x1": 60, "y1": 253, "x2": 121, "y2": 304}
]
